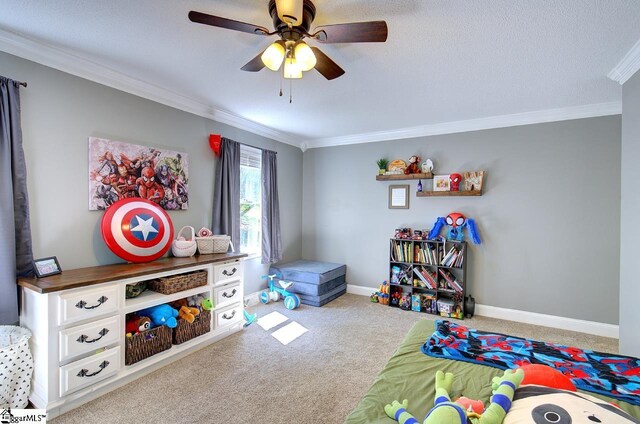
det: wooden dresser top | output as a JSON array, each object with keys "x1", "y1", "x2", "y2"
[{"x1": 18, "y1": 253, "x2": 248, "y2": 294}]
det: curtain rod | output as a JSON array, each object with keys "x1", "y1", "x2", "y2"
[{"x1": 18, "y1": 80, "x2": 27, "y2": 88}]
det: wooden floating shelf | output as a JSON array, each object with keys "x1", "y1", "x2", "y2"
[
  {"x1": 376, "y1": 172, "x2": 433, "y2": 181},
  {"x1": 416, "y1": 190, "x2": 482, "y2": 197}
]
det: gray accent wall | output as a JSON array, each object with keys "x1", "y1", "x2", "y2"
[
  {"x1": 303, "y1": 117, "x2": 621, "y2": 325},
  {"x1": 0, "y1": 51, "x2": 303, "y2": 295},
  {"x1": 620, "y1": 70, "x2": 640, "y2": 355}
]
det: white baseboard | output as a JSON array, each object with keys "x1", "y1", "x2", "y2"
[
  {"x1": 244, "y1": 291, "x2": 265, "y2": 307},
  {"x1": 347, "y1": 284, "x2": 376, "y2": 297},
  {"x1": 346, "y1": 284, "x2": 619, "y2": 339}
]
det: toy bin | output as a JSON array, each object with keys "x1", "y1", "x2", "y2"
[
  {"x1": 147, "y1": 270, "x2": 208, "y2": 295},
  {"x1": 125, "y1": 325, "x2": 172, "y2": 366},
  {"x1": 0, "y1": 326, "x2": 33, "y2": 408},
  {"x1": 172, "y1": 310, "x2": 211, "y2": 345}
]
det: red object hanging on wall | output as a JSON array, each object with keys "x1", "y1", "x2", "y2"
[{"x1": 209, "y1": 134, "x2": 222, "y2": 156}]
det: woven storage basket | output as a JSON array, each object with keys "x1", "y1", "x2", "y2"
[
  {"x1": 196, "y1": 235, "x2": 231, "y2": 254},
  {"x1": 125, "y1": 325, "x2": 172, "y2": 365},
  {"x1": 147, "y1": 270, "x2": 208, "y2": 295},
  {"x1": 171, "y1": 226, "x2": 197, "y2": 257},
  {"x1": 172, "y1": 310, "x2": 211, "y2": 345}
]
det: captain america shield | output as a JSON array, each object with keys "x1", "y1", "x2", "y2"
[{"x1": 101, "y1": 198, "x2": 174, "y2": 263}]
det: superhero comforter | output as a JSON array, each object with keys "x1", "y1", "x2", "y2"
[{"x1": 422, "y1": 320, "x2": 640, "y2": 406}]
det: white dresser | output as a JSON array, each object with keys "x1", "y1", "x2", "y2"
[{"x1": 18, "y1": 254, "x2": 246, "y2": 418}]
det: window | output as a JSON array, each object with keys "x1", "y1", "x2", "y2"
[{"x1": 240, "y1": 145, "x2": 261, "y2": 255}]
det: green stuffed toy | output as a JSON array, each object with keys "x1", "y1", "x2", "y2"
[{"x1": 385, "y1": 368, "x2": 524, "y2": 424}]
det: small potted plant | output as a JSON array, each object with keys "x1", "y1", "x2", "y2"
[{"x1": 376, "y1": 158, "x2": 389, "y2": 175}]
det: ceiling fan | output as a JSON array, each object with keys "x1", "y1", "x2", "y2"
[{"x1": 188, "y1": 0, "x2": 388, "y2": 81}]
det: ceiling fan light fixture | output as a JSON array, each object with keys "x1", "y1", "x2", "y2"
[
  {"x1": 284, "y1": 57, "x2": 303, "y2": 79},
  {"x1": 294, "y1": 42, "x2": 317, "y2": 71},
  {"x1": 276, "y1": 0, "x2": 303, "y2": 26},
  {"x1": 261, "y1": 42, "x2": 286, "y2": 71}
]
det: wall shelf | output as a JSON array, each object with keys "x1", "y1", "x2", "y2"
[
  {"x1": 416, "y1": 190, "x2": 482, "y2": 197},
  {"x1": 376, "y1": 172, "x2": 433, "y2": 181}
]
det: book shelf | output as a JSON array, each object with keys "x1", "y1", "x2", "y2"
[
  {"x1": 388, "y1": 238, "x2": 467, "y2": 319},
  {"x1": 376, "y1": 172, "x2": 433, "y2": 181}
]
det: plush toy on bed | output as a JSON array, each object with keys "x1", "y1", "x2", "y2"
[{"x1": 384, "y1": 368, "x2": 524, "y2": 424}]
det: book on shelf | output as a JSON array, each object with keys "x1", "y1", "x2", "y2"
[
  {"x1": 414, "y1": 266, "x2": 437, "y2": 289},
  {"x1": 438, "y1": 268, "x2": 463, "y2": 293},
  {"x1": 413, "y1": 242, "x2": 441, "y2": 265},
  {"x1": 441, "y1": 245, "x2": 464, "y2": 268}
]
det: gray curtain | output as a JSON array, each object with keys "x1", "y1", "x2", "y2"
[
  {"x1": 261, "y1": 149, "x2": 282, "y2": 264},
  {"x1": 0, "y1": 76, "x2": 33, "y2": 324},
  {"x1": 212, "y1": 137, "x2": 240, "y2": 251}
]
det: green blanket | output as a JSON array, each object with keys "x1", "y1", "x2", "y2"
[{"x1": 344, "y1": 320, "x2": 640, "y2": 423}]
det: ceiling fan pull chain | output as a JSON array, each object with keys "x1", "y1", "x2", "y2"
[
  {"x1": 279, "y1": 75, "x2": 283, "y2": 97},
  {"x1": 289, "y1": 78, "x2": 293, "y2": 103}
]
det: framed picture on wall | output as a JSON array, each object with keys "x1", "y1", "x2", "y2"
[
  {"x1": 389, "y1": 185, "x2": 410, "y2": 209},
  {"x1": 433, "y1": 175, "x2": 451, "y2": 192},
  {"x1": 33, "y1": 256, "x2": 62, "y2": 278}
]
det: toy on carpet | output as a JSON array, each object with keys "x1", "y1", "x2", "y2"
[
  {"x1": 139, "y1": 304, "x2": 179, "y2": 328},
  {"x1": 384, "y1": 368, "x2": 524, "y2": 424},
  {"x1": 260, "y1": 274, "x2": 301, "y2": 310},
  {"x1": 187, "y1": 294, "x2": 213, "y2": 311},
  {"x1": 125, "y1": 315, "x2": 151, "y2": 336},
  {"x1": 428, "y1": 212, "x2": 481, "y2": 244},
  {"x1": 243, "y1": 310, "x2": 258, "y2": 327}
]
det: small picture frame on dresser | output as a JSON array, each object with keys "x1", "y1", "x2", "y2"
[{"x1": 33, "y1": 256, "x2": 62, "y2": 278}]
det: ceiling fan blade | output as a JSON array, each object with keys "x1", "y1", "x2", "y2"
[
  {"x1": 311, "y1": 47, "x2": 345, "y2": 80},
  {"x1": 313, "y1": 21, "x2": 388, "y2": 43},
  {"x1": 189, "y1": 11, "x2": 270, "y2": 36},
  {"x1": 241, "y1": 51, "x2": 267, "y2": 72}
]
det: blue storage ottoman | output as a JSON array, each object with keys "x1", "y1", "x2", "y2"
[{"x1": 269, "y1": 260, "x2": 347, "y2": 307}]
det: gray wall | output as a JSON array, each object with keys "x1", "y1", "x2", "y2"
[
  {"x1": 303, "y1": 117, "x2": 621, "y2": 324},
  {"x1": 0, "y1": 51, "x2": 303, "y2": 295},
  {"x1": 620, "y1": 70, "x2": 640, "y2": 355}
]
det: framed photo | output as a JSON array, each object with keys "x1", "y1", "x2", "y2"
[
  {"x1": 33, "y1": 256, "x2": 62, "y2": 278},
  {"x1": 389, "y1": 185, "x2": 409, "y2": 209},
  {"x1": 433, "y1": 175, "x2": 451, "y2": 192}
]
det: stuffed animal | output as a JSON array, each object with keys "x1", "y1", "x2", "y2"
[
  {"x1": 139, "y1": 304, "x2": 179, "y2": 328},
  {"x1": 178, "y1": 305, "x2": 200, "y2": 323},
  {"x1": 428, "y1": 212, "x2": 481, "y2": 244},
  {"x1": 404, "y1": 155, "x2": 421, "y2": 174},
  {"x1": 384, "y1": 368, "x2": 524, "y2": 424},
  {"x1": 125, "y1": 315, "x2": 151, "y2": 335},
  {"x1": 187, "y1": 294, "x2": 214, "y2": 311}
]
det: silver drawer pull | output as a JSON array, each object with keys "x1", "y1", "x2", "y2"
[
  {"x1": 75, "y1": 296, "x2": 108, "y2": 310},
  {"x1": 222, "y1": 268, "x2": 237, "y2": 276},
  {"x1": 222, "y1": 310, "x2": 236, "y2": 320},
  {"x1": 77, "y1": 361, "x2": 109, "y2": 378},
  {"x1": 222, "y1": 289, "x2": 237, "y2": 298},
  {"x1": 77, "y1": 328, "x2": 109, "y2": 344}
]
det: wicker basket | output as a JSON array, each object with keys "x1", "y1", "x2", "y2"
[
  {"x1": 147, "y1": 270, "x2": 208, "y2": 295},
  {"x1": 125, "y1": 325, "x2": 172, "y2": 365},
  {"x1": 196, "y1": 235, "x2": 231, "y2": 254},
  {"x1": 172, "y1": 310, "x2": 211, "y2": 345}
]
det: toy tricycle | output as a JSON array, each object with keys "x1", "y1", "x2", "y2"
[{"x1": 260, "y1": 274, "x2": 301, "y2": 310}]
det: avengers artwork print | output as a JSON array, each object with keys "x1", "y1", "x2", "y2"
[{"x1": 88, "y1": 137, "x2": 189, "y2": 211}]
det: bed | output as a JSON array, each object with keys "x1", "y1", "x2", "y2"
[{"x1": 344, "y1": 320, "x2": 640, "y2": 423}]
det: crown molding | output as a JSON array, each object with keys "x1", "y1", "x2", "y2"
[
  {"x1": 0, "y1": 27, "x2": 301, "y2": 148},
  {"x1": 608, "y1": 37, "x2": 640, "y2": 85},
  {"x1": 305, "y1": 102, "x2": 622, "y2": 149}
]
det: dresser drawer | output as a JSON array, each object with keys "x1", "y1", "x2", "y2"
[
  {"x1": 58, "y1": 285, "x2": 119, "y2": 325},
  {"x1": 214, "y1": 281, "x2": 242, "y2": 307},
  {"x1": 213, "y1": 262, "x2": 242, "y2": 284},
  {"x1": 60, "y1": 346, "x2": 121, "y2": 396},
  {"x1": 214, "y1": 303, "x2": 243, "y2": 329},
  {"x1": 59, "y1": 316, "x2": 121, "y2": 362}
]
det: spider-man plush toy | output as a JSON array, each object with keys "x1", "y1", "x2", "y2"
[{"x1": 428, "y1": 212, "x2": 481, "y2": 244}]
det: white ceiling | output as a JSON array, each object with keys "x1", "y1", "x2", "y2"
[{"x1": 1, "y1": 1, "x2": 639, "y2": 149}]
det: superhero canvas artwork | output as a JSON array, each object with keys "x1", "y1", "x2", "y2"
[{"x1": 88, "y1": 137, "x2": 189, "y2": 211}]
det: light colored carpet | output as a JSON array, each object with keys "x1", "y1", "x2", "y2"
[{"x1": 52, "y1": 294, "x2": 618, "y2": 424}]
